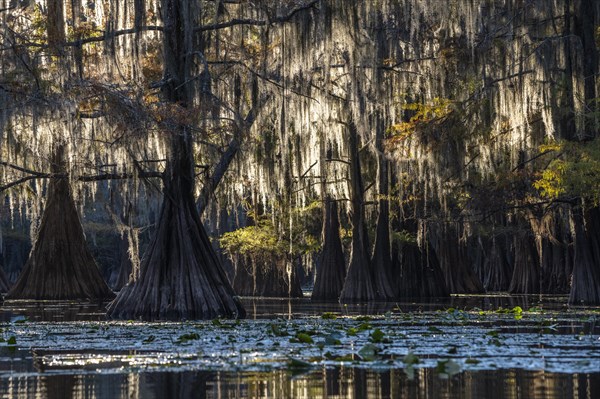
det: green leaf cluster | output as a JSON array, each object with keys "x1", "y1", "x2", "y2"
[
  {"x1": 391, "y1": 230, "x2": 417, "y2": 245},
  {"x1": 220, "y1": 220, "x2": 287, "y2": 259},
  {"x1": 219, "y1": 202, "x2": 321, "y2": 260},
  {"x1": 533, "y1": 139, "x2": 600, "y2": 203}
]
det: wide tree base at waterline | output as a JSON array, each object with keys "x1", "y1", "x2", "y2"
[
  {"x1": 107, "y1": 134, "x2": 245, "y2": 320},
  {"x1": 106, "y1": 191, "x2": 246, "y2": 320},
  {"x1": 5, "y1": 175, "x2": 114, "y2": 301}
]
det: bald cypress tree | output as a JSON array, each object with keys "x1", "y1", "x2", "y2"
[{"x1": 107, "y1": 0, "x2": 245, "y2": 320}]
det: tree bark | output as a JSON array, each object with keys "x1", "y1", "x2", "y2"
[
  {"x1": 537, "y1": 210, "x2": 572, "y2": 294},
  {"x1": 197, "y1": 136, "x2": 240, "y2": 216},
  {"x1": 339, "y1": 121, "x2": 376, "y2": 302},
  {"x1": 196, "y1": 101, "x2": 264, "y2": 216},
  {"x1": 233, "y1": 255, "x2": 303, "y2": 298},
  {"x1": 395, "y1": 240, "x2": 449, "y2": 299},
  {"x1": 574, "y1": 0, "x2": 599, "y2": 137},
  {"x1": 569, "y1": 206, "x2": 600, "y2": 304},
  {"x1": 6, "y1": 149, "x2": 114, "y2": 300},
  {"x1": 370, "y1": 114, "x2": 396, "y2": 299},
  {"x1": 435, "y1": 224, "x2": 484, "y2": 294},
  {"x1": 0, "y1": 266, "x2": 11, "y2": 293},
  {"x1": 108, "y1": 133, "x2": 245, "y2": 319},
  {"x1": 419, "y1": 236, "x2": 450, "y2": 298},
  {"x1": 107, "y1": 0, "x2": 244, "y2": 320},
  {"x1": 393, "y1": 217, "x2": 449, "y2": 299},
  {"x1": 560, "y1": 1, "x2": 578, "y2": 141},
  {"x1": 312, "y1": 197, "x2": 346, "y2": 301},
  {"x1": 508, "y1": 228, "x2": 540, "y2": 294},
  {"x1": 482, "y1": 234, "x2": 513, "y2": 291},
  {"x1": 47, "y1": 0, "x2": 65, "y2": 52}
]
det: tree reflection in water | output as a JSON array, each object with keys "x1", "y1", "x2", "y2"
[{"x1": 1, "y1": 368, "x2": 598, "y2": 399}]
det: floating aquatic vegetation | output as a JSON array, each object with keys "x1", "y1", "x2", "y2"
[{"x1": 0, "y1": 303, "x2": 596, "y2": 378}]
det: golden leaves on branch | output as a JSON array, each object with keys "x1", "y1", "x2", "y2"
[
  {"x1": 533, "y1": 139, "x2": 600, "y2": 205},
  {"x1": 388, "y1": 97, "x2": 453, "y2": 143},
  {"x1": 386, "y1": 97, "x2": 454, "y2": 158}
]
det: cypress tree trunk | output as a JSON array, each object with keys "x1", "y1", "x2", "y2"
[
  {"x1": 563, "y1": 1, "x2": 600, "y2": 304},
  {"x1": 482, "y1": 235, "x2": 512, "y2": 292},
  {"x1": 4, "y1": 238, "x2": 28, "y2": 284},
  {"x1": 108, "y1": 133, "x2": 245, "y2": 319},
  {"x1": 46, "y1": 0, "x2": 65, "y2": 52},
  {"x1": 436, "y1": 224, "x2": 484, "y2": 294},
  {"x1": 419, "y1": 235, "x2": 450, "y2": 298},
  {"x1": 395, "y1": 240, "x2": 421, "y2": 298},
  {"x1": 107, "y1": 0, "x2": 244, "y2": 319},
  {"x1": 0, "y1": 266, "x2": 10, "y2": 293},
  {"x1": 371, "y1": 196, "x2": 396, "y2": 299},
  {"x1": 312, "y1": 197, "x2": 346, "y2": 301},
  {"x1": 574, "y1": 0, "x2": 599, "y2": 137},
  {"x1": 233, "y1": 255, "x2": 302, "y2": 298},
  {"x1": 569, "y1": 206, "x2": 600, "y2": 304},
  {"x1": 6, "y1": 149, "x2": 114, "y2": 300},
  {"x1": 397, "y1": 240, "x2": 449, "y2": 298},
  {"x1": 560, "y1": 1, "x2": 578, "y2": 140},
  {"x1": 508, "y1": 229, "x2": 540, "y2": 294},
  {"x1": 339, "y1": 121, "x2": 376, "y2": 302},
  {"x1": 370, "y1": 114, "x2": 396, "y2": 300},
  {"x1": 111, "y1": 232, "x2": 134, "y2": 291},
  {"x1": 539, "y1": 236, "x2": 571, "y2": 294},
  {"x1": 394, "y1": 219, "x2": 449, "y2": 299},
  {"x1": 538, "y1": 211, "x2": 572, "y2": 294}
]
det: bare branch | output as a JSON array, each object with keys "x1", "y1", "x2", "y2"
[
  {"x1": 78, "y1": 171, "x2": 163, "y2": 182},
  {"x1": 299, "y1": 160, "x2": 319, "y2": 180},
  {"x1": 65, "y1": 26, "x2": 163, "y2": 47},
  {"x1": 325, "y1": 158, "x2": 351, "y2": 166},
  {"x1": 195, "y1": 18, "x2": 267, "y2": 32},
  {"x1": 195, "y1": 0, "x2": 319, "y2": 32},
  {"x1": 0, "y1": 160, "x2": 163, "y2": 193},
  {"x1": 0, "y1": 161, "x2": 51, "y2": 178},
  {"x1": 78, "y1": 111, "x2": 106, "y2": 119},
  {"x1": 271, "y1": 1, "x2": 320, "y2": 23},
  {"x1": 0, "y1": 176, "x2": 41, "y2": 192},
  {"x1": 512, "y1": 149, "x2": 556, "y2": 172},
  {"x1": 0, "y1": 5, "x2": 16, "y2": 13},
  {"x1": 196, "y1": 94, "x2": 272, "y2": 215}
]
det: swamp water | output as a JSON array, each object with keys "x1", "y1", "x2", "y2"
[{"x1": 0, "y1": 295, "x2": 596, "y2": 398}]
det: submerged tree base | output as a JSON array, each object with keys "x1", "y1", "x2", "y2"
[
  {"x1": 312, "y1": 198, "x2": 346, "y2": 301},
  {"x1": 6, "y1": 175, "x2": 114, "y2": 301},
  {"x1": 107, "y1": 137, "x2": 245, "y2": 320},
  {"x1": 569, "y1": 207, "x2": 600, "y2": 305},
  {"x1": 107, "y1": 196, "x2": 246, "y2": 320}
]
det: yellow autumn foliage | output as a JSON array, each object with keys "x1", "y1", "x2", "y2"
[
  {"x1": 533, "y1": 138, "x2": 600, "y2": 203},
  {"x1": 388, "y1": 98, "x2": 453, "y2": 141}
]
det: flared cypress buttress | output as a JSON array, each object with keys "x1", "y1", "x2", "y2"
[
  {"x1": 6, "y1": 176, "x2": 114, "y2": 300},
  {"x1": 312, "y1": 197, "x2": 346, "y2": 301},
  {"x1": 0, "y1": 267, "x2": 11, "y2": 293},
  {"x1": 569, "y1": 207, "x2": 600, "y2": 305},
  {"x1": 106, "y1": 0, "x2": 244, "y2": 320},
  {"x1": 339, "y1": 121, "x2": 376, "y2": 302},
  {"x1": 107, "y1": 135, "x2": 245, "y2": 320}
]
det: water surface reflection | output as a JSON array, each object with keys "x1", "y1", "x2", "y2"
[
  {"x1": 0, "y1": 294, "x2": 577, "y2": 322},
  {"x1": 0, "y1": 295, "x2": 597, "y2": 398},
  {"x1": 2, "y1": 368, "x2": 598, "y2": 399}
]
